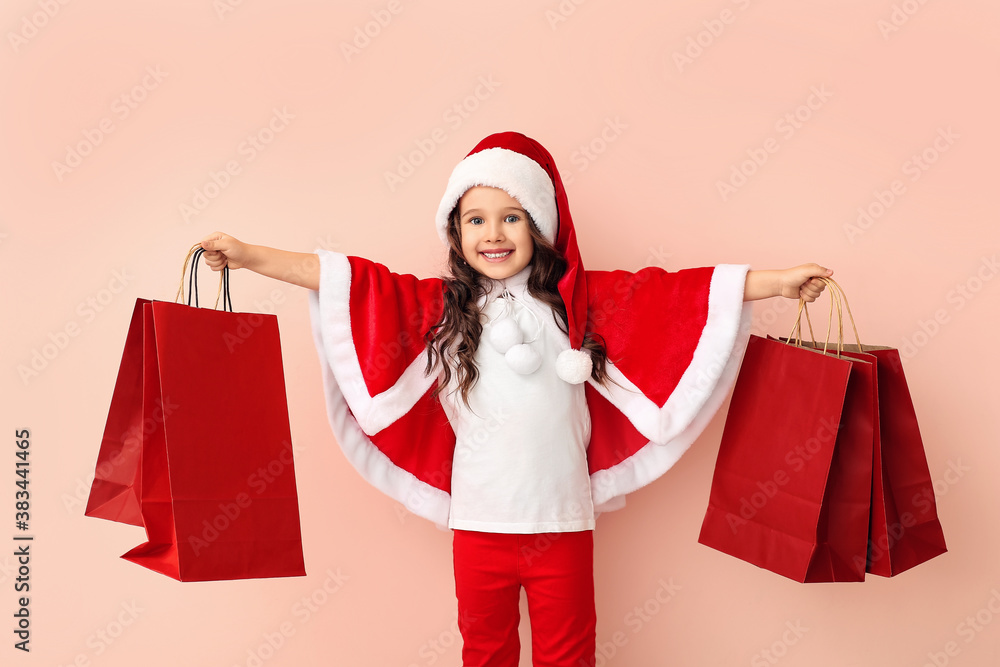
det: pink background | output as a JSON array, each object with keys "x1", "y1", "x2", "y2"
[{"x1": 3, "y1": 0, "x2": 998, "y2": 665}]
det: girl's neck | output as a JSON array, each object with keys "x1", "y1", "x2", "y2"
[{"x1": 483, "y1": 264, "x2": 532, "y2": 296}]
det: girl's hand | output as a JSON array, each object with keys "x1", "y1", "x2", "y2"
[
  {"x1": 199, "y1": 232, "x2": 253, "y2": 271},
  {"x1": 779, "y1": 263, "x2": 834, "y2": 302}
]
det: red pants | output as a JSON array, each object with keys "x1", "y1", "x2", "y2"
[{"x1": 453, "y1": 529, "x2": 596, "y2": 667}]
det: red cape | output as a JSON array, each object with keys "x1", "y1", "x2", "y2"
[{"x1": 308, "y1": 251, "x2": 752, "y2": 526}]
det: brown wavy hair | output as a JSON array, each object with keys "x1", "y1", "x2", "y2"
[{"x1": 424, "y1": 205, "x2": 610, "y2": 406}]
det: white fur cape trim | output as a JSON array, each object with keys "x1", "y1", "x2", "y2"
[
  {"x1": 311, "y1": 251, "x2": 437, "y2": 435},
  {"x1": 308, "y1": 250, "x2": 449, "y2": 525},
  {"x1": 588, "y1": 264, "x2": 753, "y2": 508}
]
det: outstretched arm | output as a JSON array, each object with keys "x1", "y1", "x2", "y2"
[
  {"x1": 198, "y1": 231, "x2": 320, "y2": 291},
  {"x1": 744, "y1": 264, "x2": 833, "y2": 302}
]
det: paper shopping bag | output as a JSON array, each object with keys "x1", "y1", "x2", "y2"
[
  {"x1": 86, "y1": 247, "x2": 306, "y2": 582},
  {"x1": 698, "y1": 333, "x2": 876, "y2": 582},
  {"x1": 864, "y1": 346, "x2": 948, "y2": 575},
  {"x1": 786, "y1": 340, "x2": 948, "y2": 576},
  {"x1": 779, "y1": 275, "x2": 947, "y2": 576},
  {"x1": 85, "y1": 298, "x2": 148, "y2": 527}
]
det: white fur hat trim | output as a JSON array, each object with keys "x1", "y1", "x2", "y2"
[{"x1": 435, "y1": 147, "x2": 557, "y2": 245}]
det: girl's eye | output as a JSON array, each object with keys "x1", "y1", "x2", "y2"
[{"x1": 465, "y1": 214, "x2": 519, "y2": 225}]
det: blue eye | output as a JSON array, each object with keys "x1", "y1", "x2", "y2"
[
  {"x1": 505, "y1": 214, "x2": 519, "y2": 223},
  {"x1": 468, "y1": 217, "x2": 484, "y2": 225}
]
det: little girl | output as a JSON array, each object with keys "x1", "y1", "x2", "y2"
[{"x1": 199, "y1": 131, "x2": 831, "y2": 667}]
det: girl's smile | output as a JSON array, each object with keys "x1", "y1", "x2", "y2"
[{"x1": 480, "y1": 249, "x2": 514, "y2": 262}]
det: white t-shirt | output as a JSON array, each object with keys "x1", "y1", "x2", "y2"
[{"x1": 438, "y1": 266, "x2": 595, "y2": 534}]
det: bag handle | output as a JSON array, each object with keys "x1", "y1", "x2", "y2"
[
  {"x1": 788, "y1": 277, "x2": 842, "y2": 353},
  {"x1": 175, "y1": 243, "x2": 233, "y2": 311},
  {"x1": 786, "y1": 277, "x2": 865, "y2": 356}
]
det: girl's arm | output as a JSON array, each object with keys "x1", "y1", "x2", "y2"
[
  {"x1": 198, "y1": 232, "x2": 320, "y2": 291},
  {"x1": 744, "y1": 264, "x2": 833, "y2": 302}
]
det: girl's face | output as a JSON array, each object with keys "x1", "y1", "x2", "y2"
[{"x1": 457, "y1": 186, "x2": 535, "y2": 281}]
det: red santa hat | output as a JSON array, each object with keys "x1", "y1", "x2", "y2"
[{"x1": 435, "y1": 131, "x2": 593, "y2": 384}]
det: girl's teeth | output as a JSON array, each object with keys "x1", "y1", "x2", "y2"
[{"x1": 484, "y1": 251, "x2": 511, "y2": 259}]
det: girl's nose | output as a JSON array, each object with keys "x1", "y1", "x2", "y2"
[{"x1": 485, "y1": 219, "x2": 505, "y2": 242}]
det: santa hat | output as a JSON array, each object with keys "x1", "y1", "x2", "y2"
[{"x1": 435, "y1": 131, "x2": 593, "y2": 384}]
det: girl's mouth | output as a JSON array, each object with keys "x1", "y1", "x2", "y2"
[{"x1": 481, "y1": 250, "x2": 513, "y2": 262}]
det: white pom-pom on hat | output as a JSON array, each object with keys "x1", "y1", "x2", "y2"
[
  {"x1": 556, "y1": 348, "x2": 593, "y2": 384},
  {"x1": 505, "y1": 344, "x2": 542, "y2": 375}
]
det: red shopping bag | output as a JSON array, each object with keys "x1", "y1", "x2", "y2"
[
  {"x1": 698, "y1": 333, "x2": 876, "y2": 582},
  {"x1": 864, "y1": 346, "x2": 948, "y2": 575},
  {"x1": 84, "y1": 298, "x2": 147, "y2": 528},
  {"x1": 785, "y1": 341, "x2": 948, "y2": 576},
  {"x1": 780, "y1": 281, "x2": 947, "y2": 576},
  {"x1": 86, "y1": 247, "x2": 306, "y2": 582}
]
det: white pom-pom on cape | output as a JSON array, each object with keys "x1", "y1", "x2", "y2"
[
  {"x1": 505, "y1": 343, "x2": 542, "y2": 374},
  {"x1": 488, "y1": 317, "x2": 523, "y2": 354},
  {"x1": 556, "y1": 348, "x2": 593, "y2": 384}
]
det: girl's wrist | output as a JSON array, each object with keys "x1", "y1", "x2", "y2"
[
  {"x1": 770, "y1": 269, "x2": 786, "y2": 299},
  {"x1": 242, "y1": 243, "x2": 263, "y2": 273},
  {"x1": 744, "y1": 269, "x2": 782, "y2": 301}
]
